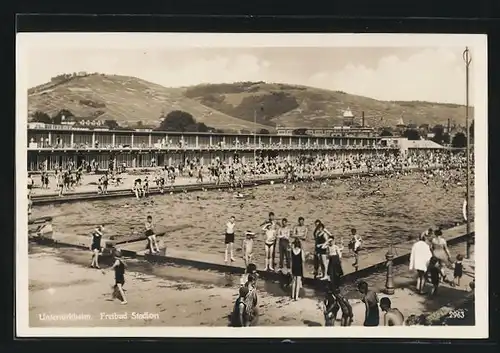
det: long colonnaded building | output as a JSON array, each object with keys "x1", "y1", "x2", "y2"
[{"x1": 27, "y1": 123, "x2": 409, "y2": 172}]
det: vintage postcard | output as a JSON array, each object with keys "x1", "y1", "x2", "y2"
[{"x1": 16, "y1": 33, "x2": 488, "y2": 338}]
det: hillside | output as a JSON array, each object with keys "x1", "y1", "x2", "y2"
[
  {"x1": 184, "y1": 82, "x2": 473, "y2": 129},
  {"x1": 28, "y1": 75, "x2": 473, "y2": 132},
  {"x1": 27, "y1": 74, "x2": 271, "y2": 132}
]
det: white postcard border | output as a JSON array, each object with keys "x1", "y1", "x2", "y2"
[{"x1": 16, "y1": 33, "x2": 489, "y2": 338}]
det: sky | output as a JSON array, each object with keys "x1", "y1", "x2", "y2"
[{"x1": 23, "y1": 38, "x2": 475, "y2": 104}]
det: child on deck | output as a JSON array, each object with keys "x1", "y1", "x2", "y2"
[
  {"x1": 242, "y1": 231, "x2": 255, "y2": 268},
  {"x1": 453, "y1": 254, "x2": 464, "y2": 287},
  {"x1": 426, "y1": 256, "x2": 453, "y2": 295}
]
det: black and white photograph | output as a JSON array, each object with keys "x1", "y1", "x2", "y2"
[{"x1": 16, "y1": 33, "x2": 488, "y2": 338}]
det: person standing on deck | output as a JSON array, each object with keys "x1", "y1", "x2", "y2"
[
  {"x1": 110, "y1": 249, "x2": 127, "y2": 305},
  {"x1": 57, "y1": 172, "x2": 64, "y2": 197},
  {"x1": 28, "y1": 194, "x2": 32, "y2": 216},
  {"x1": 290, "y1": 238, "x2": 305, "y2": 300},
  {"x1": 90, "y1": 225, "x2": 104, "y2": 269},
  {"x1": 145, "y1": 215, "x2": 160, "y2": 254},
  {"x1": 312, "y1": 220, "x2": 323, "y2": 278},
  {"x1": 242, "y1": 232, "x2": 255, "y2": 268},
  {"x1": 357, "y1": 281, "x2": 380, "y2": 326},
  {"x1": 260, "y1": 212, "x2": 277, "y2": 268},
  {"x1": 292, "y1": 217, "x2": 308, "y2": 242},
  {"x1": 409, "y1": 233, "x2": 432, "y2": 294},
  {"x1": 315, "y1": 223, "x2": 331, "y2": 280},
  {"x1": 263, "y1": 222, "x2": 277, "y2": 271},
  {"x1": 324, "y1": 234, "x2": 344, "y2": 287},
  {"x1": 224, "y1": 216, "x2": 236, "y2": 263},
  {"x1": 27, "y1": 174, "x2": 34, "y2": 197},
  {"x1": 348, "y1": 228, "x2": 362, "y2": 268},
  {"x1": 277, "y1": 218, "x2": 291, "y2": 272}
]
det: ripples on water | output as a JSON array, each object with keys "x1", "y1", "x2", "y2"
[{"x1": 33, "y1": 172, "x2": 474, "y2": 265}]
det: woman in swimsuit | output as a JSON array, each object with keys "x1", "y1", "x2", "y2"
[
  {"x1": 290, "y1": 238, "x2": 305, "y2": 300},
  {"x1": 312, "y1": 220, "x2": 323, "y2": 278},
  {"x1": 431, "y1": 228, "x2": 452, "y2": 266},
  {"x1": 315, "y1": 223, "x2": 330, "y2": 279},
  {"x1": 90, "y1": 225, "x2": 104, "y2": 269},
  {"x1": 263, "y1": 223, "x2": 277, "y2": 271},
  {"x1": 430, "y1": 229, "x2": 453, "y2": 283}
]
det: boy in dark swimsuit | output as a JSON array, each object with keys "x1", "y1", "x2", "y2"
[
  {"x1": 110, "y1": 249, "x2": 127, "y2": 305},
  {"x1": 358, "y1": 280, "x2": 380, "y2": 326},
  {"x1": 90, "y1": 225, "x2": 104, "y2": 269},
  {"x1": 333, "y1": 287, "x2": 353, "y2": 326}
]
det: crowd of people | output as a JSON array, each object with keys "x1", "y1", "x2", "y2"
[
  {"x1": 27, "y1": 149, "x2": 470, "y2": 200},
  {"x1": 28, "y1": 147, "x2": 473, "y2": 326}
]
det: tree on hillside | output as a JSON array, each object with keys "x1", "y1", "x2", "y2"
[
  {"x1": 104, "y1": 119, "x2": 120, "y2": 129},
  {"x1": 32, "y1": 111, "x2": 52, "y2": 124},
  {"x1": 380, "y1": 129, "x2": 393, "y2": 137},
  {"x1": 469, "y1": 120, "x2": 474, "y2": 140},
  {"x1": 157, "y1": 110, "x2": 213, "y2": 132},
  {"x1": 258, "y1": 129, "x2": 270, "y2": 134},
  {"x1": 452, "y1": 132, "x2": 467, "y2": 148},
  {"x1": 431, "y1": 124, "x2": 445, "y2": 144},
  {"x1": 402, "y1": 129, "x2": 420, "y2": 140},
  {"x1": 52, "y1": 109, "x2": 74, "y2": 124},
  {"x1": 136, "y1": 121, "x2": 144, "y2": 128}
]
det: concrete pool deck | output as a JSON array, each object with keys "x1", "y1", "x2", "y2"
[{"x1": 31, "y1": 222, "x2": 474, "y2": 288}]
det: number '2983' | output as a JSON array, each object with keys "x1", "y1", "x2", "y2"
[{"x1": 448, "y1": 309, "x2": 465, "y2": 319}]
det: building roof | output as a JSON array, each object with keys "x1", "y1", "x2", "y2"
[{"x1": 404, "y1": 139, "x2": 444, "y2": 149}]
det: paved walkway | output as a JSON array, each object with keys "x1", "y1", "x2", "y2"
[{"x1": 28, "y1": 245, "x2": 475, "y2": 327}]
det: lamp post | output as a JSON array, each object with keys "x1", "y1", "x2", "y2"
[
  {"x1": 253, "y1": 109, "x2": 257, "y2": 166},
  {"x1": 463, "y1": 47, "x2": 472, "y2": 259},
  {"x1": 385, "y1": 232, "x2": 395, "y2": 295}
]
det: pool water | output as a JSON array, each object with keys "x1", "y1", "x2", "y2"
[{"x1": 32, "y1": 171, "x2": 474, "y2": 267}]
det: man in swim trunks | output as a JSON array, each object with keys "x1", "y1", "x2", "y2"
[
  {"x1": 379, "y1": 297, "x2": 404, "y2": 326},
  {"x1": 260, "y1": 212, "x2": 277, "y2": 268},
  {"x1": 293, "y1": 217, "x2": 308, "y2": 241}
]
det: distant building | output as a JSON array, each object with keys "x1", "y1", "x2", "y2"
[
  {"x1": 380, "y1": 136, "x2": 444, "y2": 154},
  {"x1": 276, "y1": 108, "x2": 375, "y2": 137},
  {"x1": 342, "y1": 108, "x2": 355, "y2": 126},
  {"x1": 60, "y1": 115, "x2": 77, "y2": 126},
  {"x1": 276, "y1": 125, "x2": 376, "y2": 137},
  {"x1": 75, "y1": 119, "x2": 105, "y2": 127}
]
